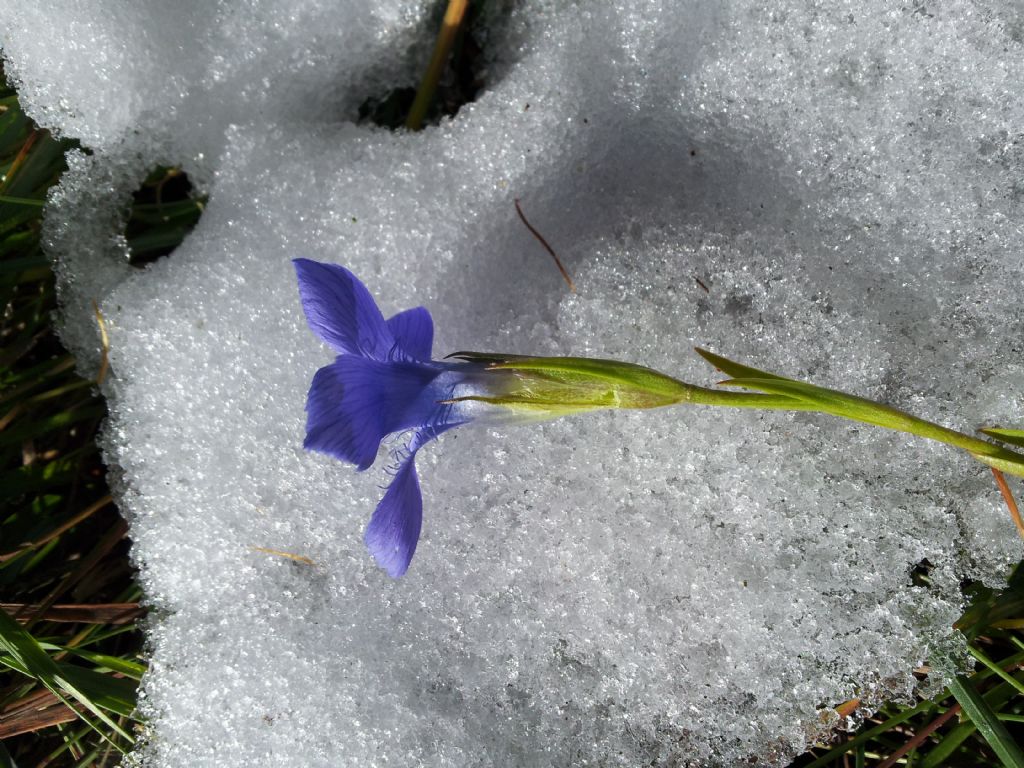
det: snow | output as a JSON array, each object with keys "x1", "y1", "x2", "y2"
[{"x1": 2, "y1": 1, "x2": 1023, "y2": 765}]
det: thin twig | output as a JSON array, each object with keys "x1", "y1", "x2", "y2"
[
  {"x1": 406, "y1": 0, "x2": 469, "y2": 130},
  {"x1": 991, "y1": 468, "x2": 1024, "y2": 538},
  {"x1": 514, "y1": 198, "x2": 576, "y2": 292}
]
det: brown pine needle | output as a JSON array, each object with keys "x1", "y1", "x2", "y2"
[
  {"x1": 991, "y1": 467, "x2": 1024, "y2": 538},
  {"x1": 251, "y1": 546, "x2": 316, "y2": 566},
  {"x1": 514, "y1": 198, "x2": 576, "y2": 292}
]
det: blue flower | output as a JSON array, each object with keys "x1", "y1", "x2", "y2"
[
  {"x1": 294, "y1": 259, "x2": 696, "y2": 577},
  {"x1": 294, "y1": 258, "x2": 496, "y2": 577}
]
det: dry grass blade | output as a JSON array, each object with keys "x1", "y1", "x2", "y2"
[
  {"x1": 0, "y1": 688, "x2": 79, "y2": 739},
  {"x1": 1, "y1": 604, "x2": 143, "y2": 626}
]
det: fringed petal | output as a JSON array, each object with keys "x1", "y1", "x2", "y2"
[{"x1": 364, "y1": 455, "x2": 423, "y2": 578}]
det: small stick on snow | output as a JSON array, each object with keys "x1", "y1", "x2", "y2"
[
  {"x1": 514, "y1": 198, "x2": 576, "y2": 292},
  {"x1": 991, "y1": 467, "x2": 1024, "y2": 538}
]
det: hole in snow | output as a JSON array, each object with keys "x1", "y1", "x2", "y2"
[
  {"x1": 357, "y1": 0, "x2": 489, "y2": 129},
  {"x1": 910, "y1": 558, "x2": 934, "y2": 587},
  {"x1": 125, "y1": 167, "x2": 205, "y2": 268}
]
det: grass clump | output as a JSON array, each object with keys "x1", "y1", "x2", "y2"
[{"x1": 0, "y1": 65, "x2": 203, "y2": 765}]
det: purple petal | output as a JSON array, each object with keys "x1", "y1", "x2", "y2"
[
  {"x1": 293, "y1": 259, "x2": 395, "y2": 359},
  {"x1": 304, "y1": 356, "x2": 441, "y2": 470},
  {"x1": 364, "y1": 456, "x2": 422, "y2": 578},
  {"x1": 387, "y1": 306, "x2": 434, "y2": 361}
]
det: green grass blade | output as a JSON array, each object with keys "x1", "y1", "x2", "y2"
[
  {"x1": 0, "y1": 604, "x2": 64, "y2": 676},
  {"x1": 52, "y1": 648, "x2": 146, "y2": 681},
  {"x1": 968, "y1": 646, "x2": 1024, "y2": 697},
  {"x1": 947, "y1": 673, "x2": 1024, "y2": 768},
  {"x1": 980, "y1": 428, "x2": 1024, "y2": 449},
  {"x1": 56, "y1": 664, "x2": 139, "y2": 717},
  {"x1": 0, "y1": 610, "x2": 132, "y2": 747},
  {"x1": 0, "y1": 195, "x2": 44, "y2": 207}
]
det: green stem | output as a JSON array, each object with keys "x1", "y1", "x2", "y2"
[{"x1": 686, "y1": 350, "x2": 1024, "y2": 480}]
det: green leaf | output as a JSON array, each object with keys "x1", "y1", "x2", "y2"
[
  {"x1": 694, "y1": 347, "x2": 798, "y2": 383},
  {"x1": 980, "y1": 428, "x2": 1024, "y2": 449},
  {"x1": 0, "y1": 604, "x2": 65, "y2": 676},
  {"x1": 128, "y1": 197, "x2": 204, "y2": 224},
  {"x1": 948, "y1": 673, "x2": 1024, "y2": 768}
]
